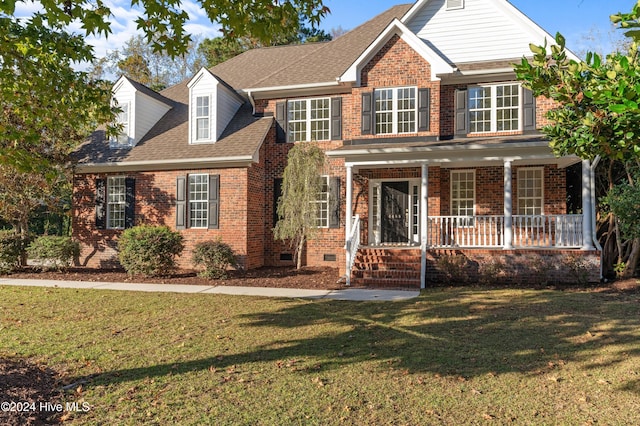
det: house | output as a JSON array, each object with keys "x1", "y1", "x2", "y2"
[{"x1": 73, "y1": 0, "x2": 601, "y2": 287}]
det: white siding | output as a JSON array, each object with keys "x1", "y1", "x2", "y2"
[
  {"x1": 112, "y1": 80, "x2": 135, "y2": 145},
  {"x1": 134, "y1": 92, "x2": 172, "y2": 144},
  {"x1": 216, "y1": 85, "x2": 243, "y2": 140},
  {"x1": 406, "y1": 0, "x2": 556, "y2": 64}
]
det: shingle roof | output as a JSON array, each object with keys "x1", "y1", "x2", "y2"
[{"x1": 122, "y1": 76, "x2": 173, "y2": 106}]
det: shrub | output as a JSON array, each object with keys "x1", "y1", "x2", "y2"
[
  {"x1": 478, "y1": 258, "x2": 506, "y2": 286},
  {"x1": 192, "y1": 239, "x2": 236, "y2": 279},
  {"x1": 436, "y1": 254, "x2": 469, "y2": 284},
  {"x1": 118, "y1": 225, "x2": 184, "y2": 277},
  {"x1": 27, "y1": 235, "x2": 80, "y2": 271},
  {"x1": 0, "y1": 230, "x2": 23, "y2": 274}
]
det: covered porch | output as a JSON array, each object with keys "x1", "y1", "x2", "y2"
[{"x1": 328, "y1": 137, "x2": 600, "y2": 287}]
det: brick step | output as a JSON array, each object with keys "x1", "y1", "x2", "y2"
[
  {"x1": 355, "y1": 257, "x2": 422, "y2": 266},
  {"x1": 359, "y1": 249, "x2": 422, "y2": 257},
  {"x1": 353, "y1": 269, "x2": 420, "y2": 280},
  {"x1": 351, "y1": 277, "x2": 421, "y2": 288},
  {"x1": 354, "y1": 262, "x2": 422, "y2": 271}
]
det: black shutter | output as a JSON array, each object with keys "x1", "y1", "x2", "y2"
[
  {"x1": 418, "y1": 88, "x2": 431, "y2": 132},
  {"x1": 361, "y1": 92, "x2": 374, "y2": 135},
  {"x1": 176, "y1": 176, "x2": 187, "y2": 230},
  {"x1": 273, "y1": 178, "x2": 283, "y2": 227},
  {"x1": 208, "y1": 174, "x2": 220, "y2": 229},
  {"x1": 331, "y1": 97, "x2": 342, "y2": 140},
  {"x1": 455, "y1": 89, "x2": 468, "y2": 136},
  {"x1": 124, "y1": 177, "x2": 135, "y2": 229},
  {"x1": 329, "y1": 176, "x2": 340, "y2": 229},
  {"x1": 523, "y1": 88, "x2": 536, "y2": 131},
  {"x1": 95, "y1": 178, "x2": 106, "y2": 230},
  {"x1": 275, "y1": 101, "x2": 287, "y2": 143}
]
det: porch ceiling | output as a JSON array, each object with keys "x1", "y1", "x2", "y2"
[{"x1": 327, "y1": 135, "x2": 580, "y2": 170}]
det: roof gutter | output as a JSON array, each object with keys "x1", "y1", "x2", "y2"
[{"x1": 75, "y1": 155, "x2": 257, "y2": 173}]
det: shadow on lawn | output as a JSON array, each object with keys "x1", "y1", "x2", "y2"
[{"x1": 80, "y1": 289, "x2": 640, "y2": 393}]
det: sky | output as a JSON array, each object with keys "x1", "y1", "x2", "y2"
[{"x1": 14, "y1": 0, "x2": 637, "y2": 60}]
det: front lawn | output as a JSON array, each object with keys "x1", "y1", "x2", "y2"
[{"x1": 1, "y1": 285, "x2": 639, "y2": 424}]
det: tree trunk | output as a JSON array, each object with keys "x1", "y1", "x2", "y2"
[
  {"x1": 296, "y1": 235, "x2": 305, "y2": 270},
  {"x1": 623, "y1": 237, "x2": 640, "y2": 278}
]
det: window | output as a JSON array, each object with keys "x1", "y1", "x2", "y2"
[
  {"x1": 375, "y1": 87, "x2": 416, "y2": 134},
  {"x1": 451, "y1": 170, "x2": 475, "y2": 226},
  {"x1": 287, "y1": 98, "x2": 330, "y2": 142},
  {"x1": 468, "y1": 84, "x2": 520, "y2": 133},
  {"x1": 195, "y1": 96, "x2": 210, "y2": 141},
  {"x1": 517, "y1": 168, "x2": 543, "y2": 216},
  {"x1": 110, "y1": 102, "x2": 131, "y2": 148},
  {"x1": 107, "y1": 177, "x2": 126, "y2": 229},
  {"x1": 189, "y1": 174, "x2": 209, "y2": 228},
  {"x1": 314, "y1": 176, "x2": 330, "y2": 228}
]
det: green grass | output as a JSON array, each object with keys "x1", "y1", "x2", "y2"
[{"x1": 1, "y1": 285, "x2": 639, "y2": 424}]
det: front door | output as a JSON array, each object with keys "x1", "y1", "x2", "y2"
[{"x1": 381, "y1": 181, "x2": 409, "y2": 243}]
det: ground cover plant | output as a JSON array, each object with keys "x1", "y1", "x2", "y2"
[{"x1": 0, "y1": 285, "x2": 639, "y2": 424}]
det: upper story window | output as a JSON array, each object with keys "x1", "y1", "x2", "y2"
[
  {"x1": 110, "y1": 102, "x2": 132, "y2": 148},
  {"x1": 455, "y1": 83, "x2": 535, "y2": 137},
  {"x1": 468, "y1": 83, "x2": 520, "y2": 133},
  {"x1": 375, "y1": 87, "x2": 416, "y2": 135},
  {"x1": 195, "y1": 95, "x2": 211, "y2": 141},
  {"x1": 287, "y1": 98, "x2": 331, "y2": 142}
]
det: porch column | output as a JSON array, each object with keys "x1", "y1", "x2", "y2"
[
  {"x1": 503, "y1": 160, "x2": 513, "y2": 250},
  {"x1": 420, "y1": 164, "x2": 428, "y2": 289},
  {"x1": 582, "y1": 159, "x2": 595, "y2": 250},
  {"x1": 345, "y1": 164, "x2": 353, "y2": 238}
]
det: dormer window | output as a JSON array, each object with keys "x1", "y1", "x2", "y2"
[
  {"x1": 110, "y1": 101, "x2": 132, "y2": 148},
  {"x1": 195, "y1": 95, "x2": 211, "y2": 141}
]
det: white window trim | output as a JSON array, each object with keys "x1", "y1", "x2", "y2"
[
  {"x1": 450, "y1": 169, "x2": 475, "y2": 227},
  {"x1": 287, "y1": 97, "x2": 331, "y2": 142},
  {"x1": 314, "y1": 175, "x2": 330, "y2": 228},
  {"x1": 188, "y1": 173, "x2": 209, "y2": 228},
  {"x1": 517, "y1": 167, "x2": 545, "y2": 216},
  {"x1": 106, "y1": 176, "x2": 126, "y2": 230},
  {"x1": 468, "y1": 83, "x2": 522, "y2": 134},
  {"x1": 193, "y1": 95, "x2": 212, "y2": 143},
  {"x1": 375, "y1": 86, "x2": 417, "y2": 135}
]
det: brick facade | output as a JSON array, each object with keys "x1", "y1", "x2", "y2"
[{"x1": 72, "y1": 25, "x2": 599, "y2": 285}]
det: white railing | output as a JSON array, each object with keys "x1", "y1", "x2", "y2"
[
  {"x1": 512, "y1": 215, "x2": 583, "y2": 248},
  {"x1": 428, "y1": 214, "x2": 583, "y2": 249},
  {"x1": 428, "y1": 215, "x2": 504, "y2": 248},
  {"x1": 345, "y1": 215, "x2": 361, "y2": 286}
]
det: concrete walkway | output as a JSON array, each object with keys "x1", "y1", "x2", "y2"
[{"x1": 0, "y1": 278, "x2": 420, "y2": 301}]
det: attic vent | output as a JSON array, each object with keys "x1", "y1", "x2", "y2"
[{"x1": 446, "y1": 0, "x2": 464, "y2": 10}]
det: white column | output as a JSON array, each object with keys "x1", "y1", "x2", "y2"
[
  {"x1": 582, "y1": 159, "x2": 595, "y2": 250},
  {"x1": 345, "y1": 164, "x2": 353, "y2": 239},
  {"x1": 503, "y1": 160, "x2": 513, "y2": 250},
  {"x1": 420, "y1": 164, "x2": 428, "y2": 289}
]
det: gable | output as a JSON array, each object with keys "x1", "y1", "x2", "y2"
[{"x1": 403, "y1": 0, "x2": 566, "y2": 65}]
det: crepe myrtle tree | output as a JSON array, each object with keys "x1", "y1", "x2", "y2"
[
  {"x1": 514, "y1": 2, "x2": 640, "y2": 277},
  {"x1": 273, "y1": 144, "x2": 326, "y2": 270}
]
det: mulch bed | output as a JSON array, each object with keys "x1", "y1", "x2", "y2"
[
  {"x1": 3, "y1": 266, "x2": 345, "y2": 290},
  {"x1": 0, "y1": 358, "x2": 63, "y2": 425}
]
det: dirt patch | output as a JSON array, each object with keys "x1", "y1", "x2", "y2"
[
  {"x1": 4, "y1": 266, "x2": 344, "y2": 290},
  {"x1": 0, "y1": 358, "x2": 63, "y2": 425}
]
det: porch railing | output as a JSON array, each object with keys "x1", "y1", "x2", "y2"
[
  {"x1": 345, "y1": 215, "x2": 361, "y2": 286},
  {"x1": 427, "y1": 214, "x2": 583, "y2": 249}
]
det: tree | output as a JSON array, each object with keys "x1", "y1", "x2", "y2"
[
  {"x1": 514, "y1": 3, "x2": 640, "y2": 277},
  {"x1": 2, "y1": 1, "x2": 330, "y2": 57},
  {"x1": 273, "y1": 144, "x2": 326, "y2": 270}
]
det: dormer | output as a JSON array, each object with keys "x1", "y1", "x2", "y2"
[
  {"x1": 187, "y1": 68, "x2": 244, "y2": 144},
  {"x1": 110, "y1": 76, "x2": 173, "y2": 149}
]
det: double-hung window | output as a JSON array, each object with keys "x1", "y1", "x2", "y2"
[
  {"x1": 314, "y1": 176, "x2": 330, "y2": 228},
  {"x1": 287, "y1": 98, "x2": 330, "y2": 142},
  {"x1": 468, "y1": 83, "x2": 520, "y2": 133},
  {"x1": 195, "y1": 95, "x2": 210, "y2": 141},
  {"x1": 375, "y1": 87, "x2": 416, "y2": 134},
  {"x1": 517, "y1": 168, "x2": 543, "y2": 216},
  {"x1": 188, "y1": 174, "x2": 209, "y2": 228},
  {"x1": 451, "y1": 170, "x2": 475, "y2": 226},
  {"x1": 107, "y1": 177, "x2": 126, "y2": 229}
]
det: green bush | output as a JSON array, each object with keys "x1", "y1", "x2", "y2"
[
  {"x1": 118, "y1": 225, "x2": 184, "y2": 277},
  {"x1": 0, "y1": 230, "x2": 23, "y2": 274},
  {"x1": 27, "y1": 235, "x2": 80, "y2": 271},
  {"x1": 192, "y1": 239, "x2": 236, "y2": 279}
]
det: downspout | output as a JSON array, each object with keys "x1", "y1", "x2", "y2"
[
  {"x1": 590, "y1": 156, "x2": 603, "y2": 280},
  {"x1": 247, "y1": 91, "x2": 256, "y2": 115}
]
